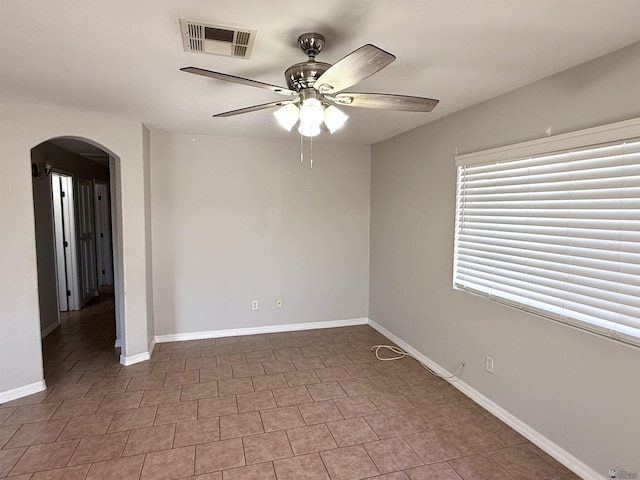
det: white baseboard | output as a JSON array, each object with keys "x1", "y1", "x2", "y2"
[
  {"x1": 120, "y1": 351, "x2": 150, "y2": 366},
  {"x1": 368, "y1": 319, "x2": 599, "y2": 480},
  {"x1": 154, "y1": 317, "x2": 369, "y2": 344},
  {"x1": 119, "y1": 337, "x2": 156, "y2": 366},
  {"x1": 148, "y1": 337, "x2": 156, "y2": 356},
  {"x1": 114, "y1": 338, "x2": 122, "y2": 348},
  {"x1": 0, "y1": 380, "x2": 47, "y2": 404},
  {"x1": 41, "y1": 321, "x2": 59, "y2": 339}
]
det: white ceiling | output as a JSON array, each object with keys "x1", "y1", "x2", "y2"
[{"x1": 1, "y1": 0, "x2": 639, "y2": 145}]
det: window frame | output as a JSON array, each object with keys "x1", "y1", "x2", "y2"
[{"x1": 453, "y1": 117, "x2": 640, "y2": 348}]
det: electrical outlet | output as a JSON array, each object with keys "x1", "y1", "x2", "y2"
[
  {"x1": 251, "y1": 300, "x2": 258, "y2": 310},
  {"x1": 485, "y1": 355, "x2": 494, "y2": 374},
  {"x1": 276, "y1": 298, "x2": 283, "y2": 308}
]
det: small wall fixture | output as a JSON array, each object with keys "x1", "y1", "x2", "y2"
[{"x1": 32, "y1": 163, "x2": 52, "y2": 178}]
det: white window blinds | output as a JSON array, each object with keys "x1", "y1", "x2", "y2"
[{"x1": 454, "y1": 120, "x2": 640, "y2": 347}]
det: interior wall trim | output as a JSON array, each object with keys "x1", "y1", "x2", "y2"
[
  {"x1": 119, "y1": 337, "x2": 155, "y2": 366},
  {"x1": 120, "y1": 350, "x2": 150, "y2": 366},
  {"x1": 154, "y1": 318, "x2": 369, "y2": 344},
  {"x1": 41, "y1": 321, "x2": 59, "y2": 339},
  {"x1": 0, "y1": 380, "x2": 47, "y2": 404},
  {"x1": 368, "y1": 319, "x2": 600, "y2": 480},
  {"x1": 148, "y1": 337, "x2": 156, "y2": 357}
]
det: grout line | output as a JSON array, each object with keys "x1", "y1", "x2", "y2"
[{"x1": 169, "y1": 422, "x2": 176, "y2": 450}]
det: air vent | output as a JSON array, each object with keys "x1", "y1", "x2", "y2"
[{"x1": 180, "y1": 19, "x2": 256, "y2": 59}]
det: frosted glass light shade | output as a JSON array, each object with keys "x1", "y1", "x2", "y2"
[
  {"x1": 324, "y1": 105, "x2": 348, "y2": 133},
  {"x1": 298, "y1": 122, "x2": 321, "y2": 137},
  {"x1": 273, "y1": 104, "x2": 299, "y2": 131},
  {"x1": 299, "y1": 98, "x2": 325, "y2": 127}
]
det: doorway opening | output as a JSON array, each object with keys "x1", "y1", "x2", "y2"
[
  {"x1": 51, "y1": 172, "x2": 80, "y2": 311},
  {"x1": 31, "y1": 138, "x2": 122, "y2": 383}
]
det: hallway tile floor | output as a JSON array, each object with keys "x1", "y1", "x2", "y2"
[{"x1": 0, "y1": 294, "x2": 581, "y2": 479}]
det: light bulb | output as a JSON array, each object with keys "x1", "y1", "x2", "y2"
[
  {"x1": 298, "y1": 122, "x2": 321, "y2": 137},
  {"x1": 273, "y1": 104, "x2": 299, "y2": 131},
  {"x1": 299, "y1": 98, "x2": 325, "y2": 128},
  {"x1": 323, "y1": 105, "x2": 348, "y2": 133}
]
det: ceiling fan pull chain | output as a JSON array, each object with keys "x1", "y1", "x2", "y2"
[
  {"x1": 310, "y1": 136, "x2": 313, "y2": 169},
  {"x1": 300, "y1": 133, "x2": 304, "y2": 163}
]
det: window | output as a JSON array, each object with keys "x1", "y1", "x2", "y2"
[{"x1": 454, "y1": 119, "x2": 640, "y2": 347}]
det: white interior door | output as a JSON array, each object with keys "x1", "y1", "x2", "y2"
[
  {"x1": 76, "y1": 179, "x2": 98, "y2": 306},
  {"x1": 94, "y1": 180, "x2": 113, "y2": 287},
  {"x1": 51, "y1": 173, "x2": 79, "y2": 311}
]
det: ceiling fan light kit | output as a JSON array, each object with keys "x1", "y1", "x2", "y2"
[
  {"x1": 273, "y1": 98, "x2": 348, "y2": 136},
  {"x1": 323, "y1": 105, "x2": 349, "y2": 133},
  {"x1": 273, "y1": 104, "x2": 299, "y2": 131},
  {"x1": 298, "y1": 122, "x2": 321, "y2": 138},
  {"x1": 181, "y1": 30, "x2": 439, "y2": 161},
  {"x1": 298, "y1": 97, "x2": 325, "y2": 127}
]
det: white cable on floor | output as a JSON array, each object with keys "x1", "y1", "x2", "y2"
[{"x1": 370, "y1": 345, "x2": 465, "y2": 381}]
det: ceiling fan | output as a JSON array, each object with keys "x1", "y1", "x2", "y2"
[{"x1": 181, "y1": 32, "x2": 439, "y2": 137}]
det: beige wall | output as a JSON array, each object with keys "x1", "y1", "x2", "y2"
[
  {"x1": 370, "y1": 41, "x2": 640, "y2": 476},
  {"x1": 150, "y1": 132, "x2": 371, "y2": 336},
  {"x1": 0, "y1": 98, "x2": 152, "y2": 398}
]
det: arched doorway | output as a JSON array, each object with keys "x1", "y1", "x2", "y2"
[
  {"x1": 31, "y1": 137, "x2": 124, "y2": 384},
  {"x1": 0, "y1": 97, "x2": 155, "y2": 404}
]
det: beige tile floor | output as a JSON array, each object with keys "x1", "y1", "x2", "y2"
[{"x1": 0, "y1": 293, "x2": 581, "y2": 479}]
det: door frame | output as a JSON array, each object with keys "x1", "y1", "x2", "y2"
[
  {"x1": 51, "y1": 171, "x2": 80, "y2": 312},
  {"x1": 93, "y1": 180, "x2": 114, "y2": 289},
  {"x1": 33, "y1": 137, "x2": 124, "y2": 354},
  {"x1": 75, "y1": 178, "x2": 99, "y2": 307}
]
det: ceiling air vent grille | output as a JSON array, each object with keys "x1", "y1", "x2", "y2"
[
  {"x1": 236, "y1": 31, "x2": 251, "y2": 46},
  {"x1": 187, "y1": 24, "x2": 203, "y2": 52},
  {"x1": 234, "y1": 45, "x2": 248, "y2": 57},
  {"x1": 180, "y1": 19, "x2": 256, "y2": 59}
]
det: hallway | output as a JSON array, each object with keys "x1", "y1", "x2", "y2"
[{"x1": 42, "y1": 292, "x2": 119, "y2": 389}]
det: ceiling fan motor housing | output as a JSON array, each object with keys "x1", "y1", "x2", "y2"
[
  {"x1": 284, "y1": 33, "x2": 331, "y2": 92},
  {"x1": 284, "y1": 61, "x2": 331, "y2": 91}
]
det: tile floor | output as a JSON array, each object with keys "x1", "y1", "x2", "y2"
[{"x1": 0, "y1": 293, "x2": 582, "y2": 479}]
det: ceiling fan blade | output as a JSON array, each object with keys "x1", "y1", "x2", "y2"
[
  {"x1": 314, "y1": 44, "x2": 395, "y2": 94},
  {"x1": 181, "y1": 67, "x2": 297, "y2": 96},
  {"x1": 328, "y1": 92, "x2": 439, "y2": 112},
  {"x1": 213, "y1": 100, "x2": 297, "y2": 117}
]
